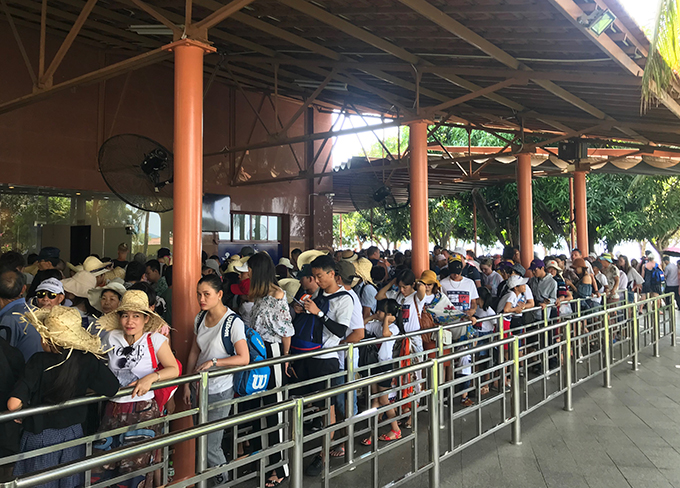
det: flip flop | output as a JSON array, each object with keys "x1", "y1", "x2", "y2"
[
  {"x1": 360, "y1": 437, "x2": 372, "y2": 446},
  {"x1": 329, "y1": 446, "x2": 345, "y2": 457},
  {"x1": 265, "y1": 477, "x2": 287, "y2": 487}
]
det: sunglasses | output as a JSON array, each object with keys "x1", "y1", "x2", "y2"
[
  {"x1": 116, "y1": 346, "x2": 134, "y2": 369},
  {"x1": 36, "y1": 291, "x2": 59, "y2": 299}
]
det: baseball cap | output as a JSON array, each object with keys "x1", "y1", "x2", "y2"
[
  {"x1": 298, "y1": 264, "x2": 313, "y2": 278},
  {"x1": 448, "y1": 256, "x2": 463, "y2": 274},
  {"x1": 528, "y1": 258, "x2": 544, "y2": 271},
  {"x1": 599, "y1": 253, "x2": 613, "y2": 263},
  {"x1": 511, "y1": 263, "x2": 526, "y2": 276},
  {"x1": 545, "y1": 260, "x2": 562, "y2": 272},
  {"x1": 38, "y1": 247, "x2": 60, "y2": 261},
  {"x1": 335, "y1": 260, "x2": 357, "y2": 282},
  {"x1": 507, "y1": 275, "x2": 529, "y2": 289},
  {"x1": 35, "y1": 278, "x2": 64, "y2": 295}
]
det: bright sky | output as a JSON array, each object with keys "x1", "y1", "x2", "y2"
[{"x1": 618, "y1": 0, "x2": 658, "y2": 35}]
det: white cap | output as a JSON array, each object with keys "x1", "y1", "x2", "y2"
[
  {"x1": 507, "y1": 275, "x2": 528, "y2": 289},
  {"x1": 35, "y1": 278, "x2": 64, "y2": 295}
]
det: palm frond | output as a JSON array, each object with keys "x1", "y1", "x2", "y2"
[{"x1": 642, "y1": 0, "x2": 680, "y2": 112}]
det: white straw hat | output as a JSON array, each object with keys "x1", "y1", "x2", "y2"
[
  {"x1": 62, "y1": 271, "x2": 97, "y2": 298},
  {"x1": 96, "y1": 290, "x2": 165, "y2": 333},
  {"x1": 88, "y1": 281, "x2": 127, "y2": 312}
]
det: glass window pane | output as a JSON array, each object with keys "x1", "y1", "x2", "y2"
[
  {"x1": 233, "y1": 214, "x2": 244, "y2": 240},
  {"x1": 244, "y1": 215, "x2": 251, "y2": 241},
  {"x1": 268, "y1": 216, "x2": 278, "y2": 241}
]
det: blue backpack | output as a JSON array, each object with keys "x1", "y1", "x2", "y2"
[
  {"x1": 290, "y1": 291, "x2": 349, "y2": 354},
  {"x1": 650, "y1": 265, "x2": 666, "y2": 289},
  {"x1": 197, "y1": 311, "x2": 270, "y2": 396}
]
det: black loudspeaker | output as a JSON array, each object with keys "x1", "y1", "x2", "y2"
[{"x1": 558, "y1": 140, "x2": 588, "y2": 161}]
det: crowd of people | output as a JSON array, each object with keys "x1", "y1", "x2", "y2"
[{"x1": 0, "y1": 241, "x2": 675, "y2": 487}]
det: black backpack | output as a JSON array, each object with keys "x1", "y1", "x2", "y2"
[{"x1": 290, "y1": 291, "x2": 349, "y2": 354}]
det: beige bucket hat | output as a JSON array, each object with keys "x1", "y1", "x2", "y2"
[
  {"x1": 279, "y1": 278, "x2": 301, "y2": 304},
  {"x1": 88, "y1": 281, "x2": 127, "y2": 312}
]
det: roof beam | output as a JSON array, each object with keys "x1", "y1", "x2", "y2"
[
  {"x1": 126, "y1": 0, "x2": 182, "y2": 37},
  {"x1": 194, "y1": 0, "x2": 256, "y2": 31},
  {"x1": 545, "y1": 0, "x2": 680, "y2": 120},
  {"x1": 273, "y1": 0, "x2": 524, "y2": 112},
  {"x1": 0, "y1": 47, "x2": 170, "y2": 115},
  {"x1": 40, "y1": 0, "x2": 98, "y2": 86},
  {"x1": 396, "y1": 0, "x2": 648, "y2": 140}
]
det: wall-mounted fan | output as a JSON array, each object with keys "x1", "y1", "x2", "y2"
[
  {"x1": 349, "y1": 173, "x2": 408, "y2": 213},
  {"x1": 98, "y1": 134, "x2": 173, "y2": 212}
]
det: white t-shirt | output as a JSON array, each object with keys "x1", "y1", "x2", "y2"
[
  {"x1": 440, "y1": 276, "x2": 479, "y2": 313},
  {"x1": 338, "y1": 288, "x2": 365, "y2": 369},
  {"x1": 399, "y1": 291, "x2": 422, "y2": 353},
  {"x1": 416, "y1": 293, "x2": 435, "y2": 310},
  {"x1": 496, "y1": 290, "x2": 526, "y2": 317},
  {"x1": 593, "y1": 273, "x2": 608, "y2": 304},
  {"x1": 318, "y1": 290, "x2": 353, "y2": 360},
  {"x1": 483, "y1": 271, "x2": 502, "y2": 296},
  {"x1": 195, "y1": 310, "x2": 247, "y2": 394},
  {"x1": 474, "y1": 306, "x2": 496, "y2": 333},
  {"x1": 618, "y1": 269, "x2": 629, "y2": 292},
  {"x1": 457, "y1": 354, "x2": 472, "y2": 375},
  {"x1": 105, "y1": 330, "x2": 168, "y2": 403},
  {"x1": 239, "y1": 301, "x2": 254, "y2": 326},
  {"x1": 364, "y1": 319, "x2": 400, "y2": 362},
  {"x1": 666, "y1": 263, "x2": 679, "y2": 287}
]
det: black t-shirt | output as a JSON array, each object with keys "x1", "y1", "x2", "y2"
[
  {"x1": 463, "y1": 264, "x2": 481, "y2": 283},
  {"x1": 112, "y1": 259, "x2": 129, "y2": 268},
  {"x1": 10, "y1": 351, "x2": 119, "y2": 433}
]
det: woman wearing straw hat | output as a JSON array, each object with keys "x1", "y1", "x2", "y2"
[
  {"x1": 88, "y1": 282, "x2": 127, "y2": 316},
  {"x1": 93, "y1": 290, "x2": 180, "y2": 487},
  {"x1": 8, "y1": 306, "x2": 119, "y2": 487}
]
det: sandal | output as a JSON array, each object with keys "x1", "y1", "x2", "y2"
[
  {"x1": 379, "y1": 430, "x2": 402, "y2": 442},
  {"x1": 329, "y1": 446, "x2": 345, "y2": 457},
  {"x1": 461, "y1": 397, "x2": 474, "y2": 407},
  {"x1": 360, "y1": 437, "x2": 372, "y2": 446},
  {"x1": 265, "y1": 476, "x2": 287, "y2": 487},
  {"x1": 480, "y1": 385, "x2": 490, "y2": 395}
]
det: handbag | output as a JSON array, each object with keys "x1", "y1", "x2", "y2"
[{"x1": 146, "y1": 334, "x2": 182, "y2": 411}]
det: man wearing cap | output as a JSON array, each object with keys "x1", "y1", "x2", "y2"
[
  {"x1": 203, "y1": 259, "x2": 221, "y2": 277},
  {"x1": 598, "y1": 253, "x2": 620, "y2": 301},
  {"x1": 33, "y1": 278, "x2": 65, "y2": 310},
  {"x1": 36, "y1": 247, "x2": 60, "y2": 272},
  {"x1": 439, "y1": 256, "x2": 478, "y2": 319},
  {"x1": 0, "y1": 269, "x2": 43, "y2": 361},
  {"x1": 509, "y1": 263, "x2": 536, "y2": 309},
  {"x1": 240, "y1": 246, "x2": 255, "y2": 258},
  {"x1": 527, "y1": 259, "x2": 557, "y2": 321}
]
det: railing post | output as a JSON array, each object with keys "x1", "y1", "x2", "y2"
[
  {"x1": 577, "y1": 298, "x2": 581, "y2": 318},
  {"x1": 654, "y1": 298, "x2": 661, "y2": 357},
  {"x1": 429, "y1": 360, "x2": 440, "y2": 488},
  {"x1": 563, "y1": 319, "x2": 573, "y2": 411},
  {"x1": 603, "y1": 313, "x2": 612, "y2": 388},
  {"x1": 672, "y1": 293, "x2": 677, "y2": 347},
  {"x1": 197, "y1": 371, "x2": 210, "y2": 488},
  {"x1": 543, "y1": 307, "x2": 549, "y2": 373},
  {"x1": 511, "y1": 337, "x2": 521, "y2": 445},
  {"x1": 437, "y1": 327, "x2": 446, "y2": 431},
  {"x1": 632, "y1": 301, "x2": 639, "y2": 371},
  {"x1": 346, "y1": 343, "x2": 355, "y2": 465},
  {"x1": 290, "y1": 398, "x2": 305, "y2": 488}
]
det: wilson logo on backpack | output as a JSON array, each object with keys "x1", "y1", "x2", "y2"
[{"x1": 197, "y1": 311, "x2": 270, "y2": 397}]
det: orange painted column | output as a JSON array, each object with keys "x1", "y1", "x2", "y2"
[
  {"x1": 573, "y1": 170, "x2": 589, "y2": 255},
  {"x1": 516, "y1": 153, "x2": 534, "y2": 269},
  {"x1": 166, "y1": 38, "x2": 215, "y2": 482},
  {"x1": 409, "y1": 120, "x2": 429, "y2": 277}
]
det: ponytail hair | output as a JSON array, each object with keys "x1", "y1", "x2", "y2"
[{"x1": 377, "y1": 298, "x2": 405, "y2": 335}]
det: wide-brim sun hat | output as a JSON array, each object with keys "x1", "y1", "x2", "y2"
[
  {"x1": 83, "y1": 256, "x2": 113, "y2": 277},
  {"x1": 571, "y1": 258, "x2": 587, "y2": 269},
  {"x1": 96, "y1": 289, "x2": 165, "y2": 333},
  {"x1": 296, "y1": 249, "x2": 328, "y2": 269},
  {"x1": 507, "y1": 275, "x2": 529, "y2": 289},
  {"x1": 279, "y1": 278, "x2": 301, "y2": 304},
  {"x1": 353, "y1": 257, "x2": 374, "y2": 285},
  {"x1": 340, "y1": 250, "x2": 358, "y2": 262},
  {"x1": 22, "y1": 305, "x2": 109, "y2": 359},
  {"x1": 62, "y1": 270, "x2": 97, "y2": 298},
  {"x1": 88, "y1": 281, "x2": 128, "y2": 312},
  {"x1": 278, "y1": 257, "x2": 294, "y2": 269},
  {"x1": 234, "y1": 256, "x2": 251, "y2": 273},
  {"x1": 103, "y1": 267, "x2": 126, "y2": 282},
  {"x1": 545, "y1": 260, "x2": 562, "y2": 272}
]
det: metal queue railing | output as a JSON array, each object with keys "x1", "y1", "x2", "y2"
[{"x1": 0, "y1": 293, "x2": 675, "y2": 488}]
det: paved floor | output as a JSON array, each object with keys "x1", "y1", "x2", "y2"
[{"x1": 427, "y1": 337, "x2": 680, "y2": 488}]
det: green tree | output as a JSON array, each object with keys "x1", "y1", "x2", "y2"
[{"x1": 643, "y1": 0, "x2": 679, "y2": 110}]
